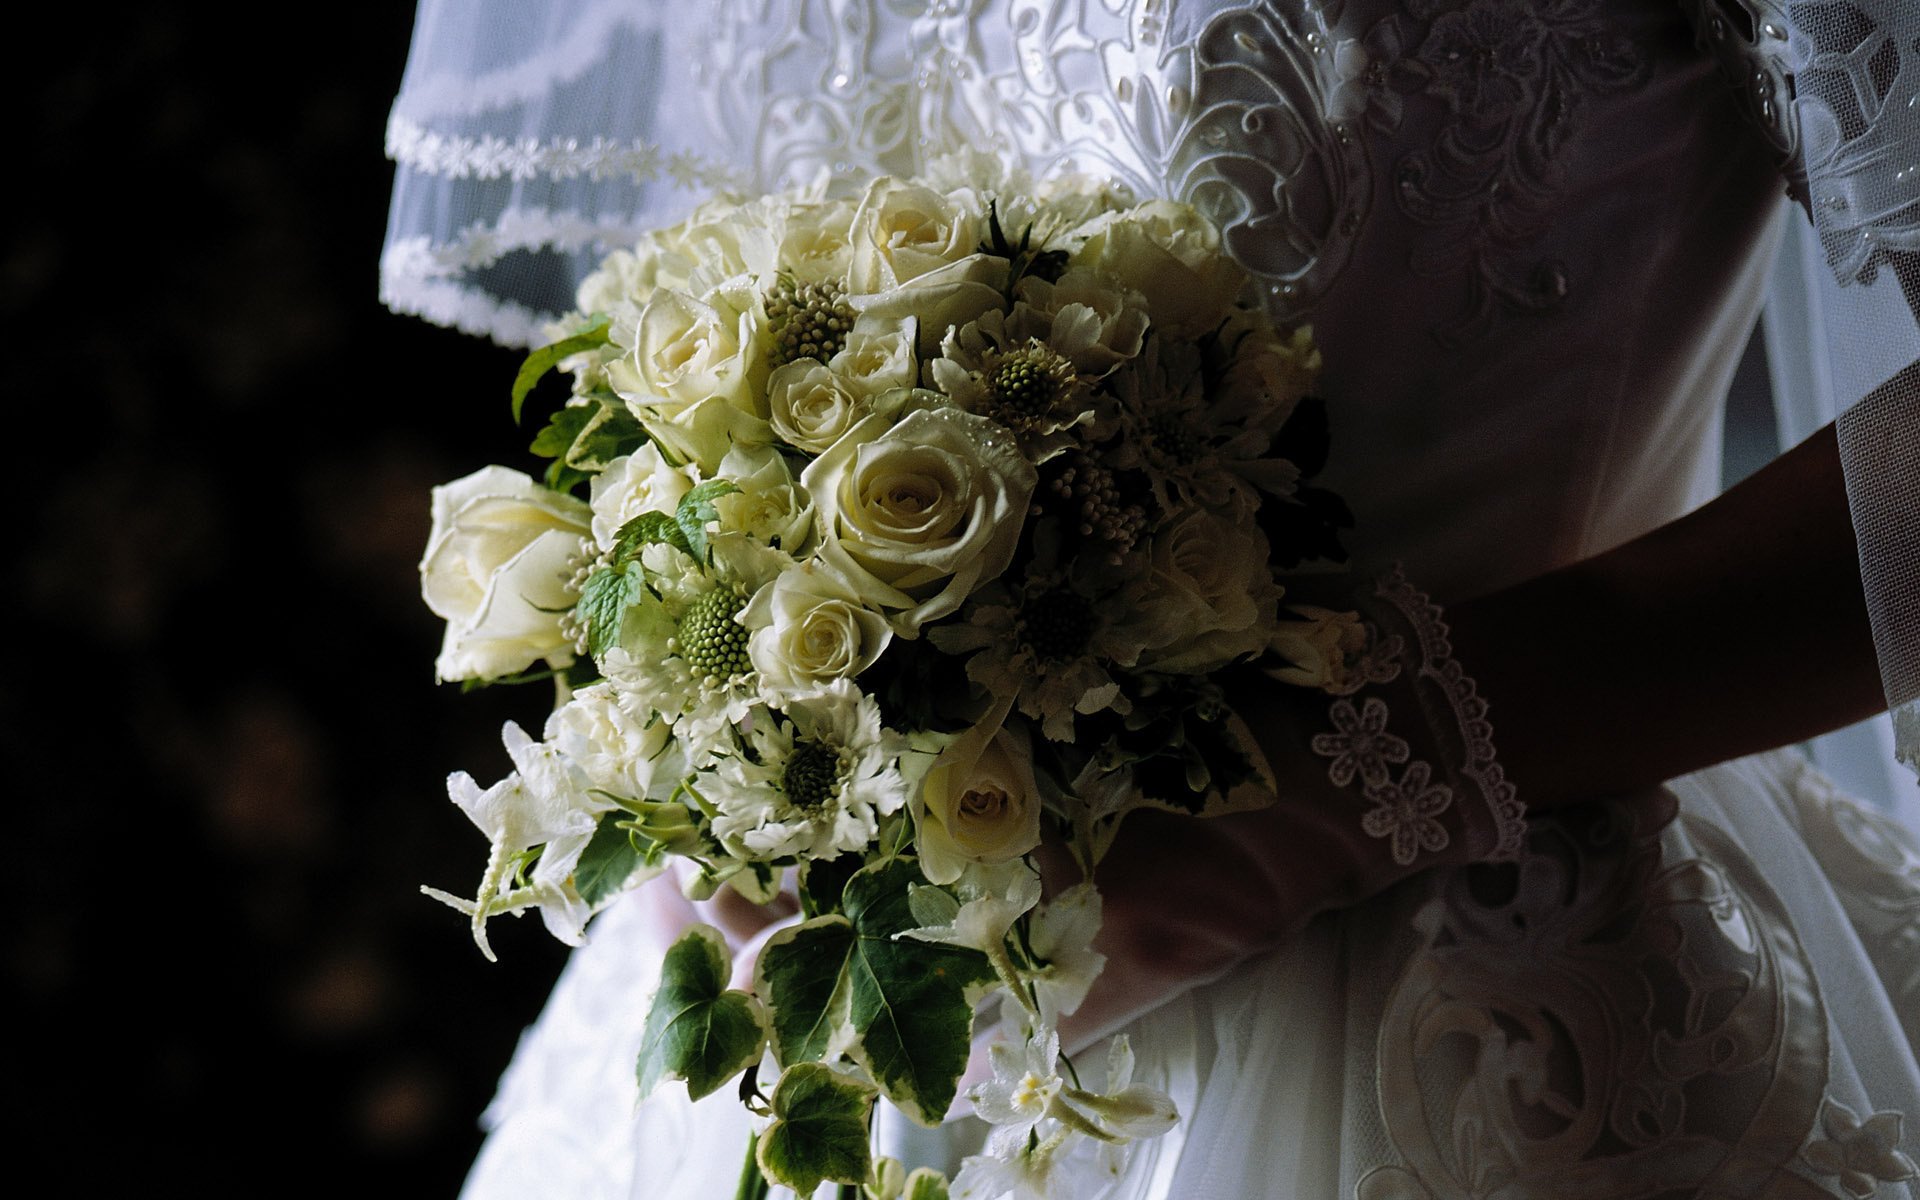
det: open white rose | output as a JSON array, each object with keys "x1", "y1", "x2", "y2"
[
  {"x1": 1068, "y1": 199, "x2": 1247, "y2": 337},
  {"x1": 742, "y1": 563, "x2": 893, "y2": 693},
  {"x1": 1112, "y1": 507, "x2": 1280, "y2": 674},
  {"x1": 914, "y1": 706, "x2": 1043, "y2": 884},
  {"x1": 801, "y1": 406, "x2": 1036, "y2": 635},
  {"x1": 847, "y1": 177, "x2": 983, "y2": 293},
  {"x1": 608, "y1": 281, "x2": 771, "y2": 472},
  {"x1": 777, "y1": 194, "x2": 860, "y2": 285},
  {"x1": 850, "y1": 253, "x2": 1010, "y2": 356},
  {"x1": 420, "y1": 466, "x2": 592, "y2": 682},
  {"x1": 588, "y1": 445, "x2": 698, "y2": 552}
]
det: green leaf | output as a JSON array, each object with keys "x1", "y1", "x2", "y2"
[
  {"x1": 903, "y1": 1168, "x2": 951, "y2": 1200},
  {"x1": 530, "y1": 403, "x2": 597, "y2": 459},
  {"x1": 512, "y1": 320, "x2": 611, "y2": 424},
  {"x1": 635, "y1": 926, "x2": 767, "y2": 1101},
  {"x1": 758, "y1": 917, "x2": 858, "y2": 1065},
  {"x1": 613, "y1": 510, "x2": 693, "y2": 566},
  {"x1": 569, "y1": 406, "x2": 647, "y2": 472},
  {"x1": 577, "y1": 564, "x2": 644, "y2": 658},
  {"x1": 675, "y1": 479, "x2": 741, "y2": 564},
  {"x1": 573, "y1": 811, "x2": 646, "y2": 905},
  {"x1": 755, "y1": 1064, "x2": 876, "y2": 1196},
  {"x1": 755, "y1": 860, "x2": 995, "y2": 1125}
]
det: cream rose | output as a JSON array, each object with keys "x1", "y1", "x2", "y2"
[
  {"x1": 420, "y1": 466, "x2": 592, "y2": 682},
  {"x1": 742, "y1": 564, "x2": 893, "y2": 693},
  {"x1": 847, "y1": 177, "x2": 983, "y2": 293},
  {"x1": 711, "y1": 442, "x2": 816, "y2": 554},
  {"x1": 770, "y1": 360, "x2": 878, "y2": 455},
  {"x1": 1116, "y1": 508, "x2": 1280, "y2": 674},
  {"x1": 829, "y1": 315, "x2": 919, "y2": 397},
  {"x1": 914, "y1": 707, "x2": 1042, "y2": 884},
  {"x1": 1068, "y1": 200, "x2": 1247, "y2": 337},
  {"x1": 801, "y1": 407, "x2": 1036, "y2": 635},
  {"x1": 1268, "y1": 605, "x2": 1368, "y2": 693},
  {"x1": 607, "y1": 281, "x2": 771, "y2": 472},
  {"x1": 588, "y1": 445, "x2": 698, "y2": 552}
]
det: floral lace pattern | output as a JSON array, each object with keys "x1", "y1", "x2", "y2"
[
  {"x1": 1352, "y1": 0, "x2": 1653, "y2": 343},
  {"x1": 1352, "y1": 757, "x2": 1920, "y2": 1200}
]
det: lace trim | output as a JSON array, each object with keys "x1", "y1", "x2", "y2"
[
  {"x1": 1372, "y1": 567, "x2": 1527, "y2": 862},
  {"x1": 379, "y1": 208, "x2": 653, "y2": 346},
  {"x1": 386, "y1": 114, "x2": 742, "y2": 190}
]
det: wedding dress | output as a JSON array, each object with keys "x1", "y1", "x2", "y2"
[{"x1": 382, "y1": 1, "x2": 1920, "y2": 1196}]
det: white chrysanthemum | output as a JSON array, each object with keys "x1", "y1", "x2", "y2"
[
  {"x1": 588, "y1": 445, "x2": 698, "y2": 553},
  {"x1": 543, "y1": 681, "x2": 683, "y2": 803},
  {"x1": 930, "y1": 578, "x2": 1127, "y2": 743},
  {"x1": 705, "y1": 681, "x2": 909, "y2": 862}
]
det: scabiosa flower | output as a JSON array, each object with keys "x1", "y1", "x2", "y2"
[
  {"x1": 930, "y1": 575, "x2": 1128, "y2": 743},
  {"x1": 933, "y1": 315, "x2": 1097, "y2": 461},
  {"x1": 705, "y1": 680, "x2": 909, "y2": 861}
]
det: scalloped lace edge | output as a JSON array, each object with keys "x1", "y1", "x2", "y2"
[{"x1": 1373, "y1": 567, "x2": 1527, "y2": 862}]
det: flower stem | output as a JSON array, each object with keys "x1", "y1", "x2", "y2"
[{"x1": 734, "y1": 1132, "x2": 770, "y2": 1200}]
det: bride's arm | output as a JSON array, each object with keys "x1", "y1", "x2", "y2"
[{"x1": 1443, "y1": 407, "x2": 1900, "y2": 807}]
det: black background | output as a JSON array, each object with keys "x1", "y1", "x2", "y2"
[{"x1": 12, "y1": 9, "x2": 576, "y2": 1193}]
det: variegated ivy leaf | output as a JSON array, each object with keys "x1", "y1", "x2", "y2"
[
  {"x1": 755, "y1": 1063, "x2": 876, "y2": 1196},
  {"x1": 634, "y1": 925, "x2": 766, "y2": 1101},
  {"x1": 755, "y1": 858, "x2": 995, "y2": 1125}
]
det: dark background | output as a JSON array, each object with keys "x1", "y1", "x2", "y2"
[{"x1": 11, "y1": 9, "x2": 576, "y2": 1194}]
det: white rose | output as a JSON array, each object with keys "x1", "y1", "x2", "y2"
[
  {"x1": 420, "y1": 466, "x2": 592, "y2": 682},
  {"x1": 830, "y1": 315, "x2": 919, "y2": 397},
  {"x1": 777, "y1": 195, "x2": 860, "y2": 284},
  {"x1": 915, "y1": 708, "x2": 1042, "y2": 884},
  {"x1": 770, "y1": 360, "x2": 882, "y2": 455},
  {"x1": 1267, "y1": 605, "x2": 1368, "y2": 693},
  {"x1": 850, "y1": 253, "x2": 1010, "y2": 356},
  {"x1": 608, "y1": 281, "x2": 771, "y2": 472},
  {"x1": 1008, "y1": 269, "x2": 1150, "y2": 376},
  {"x1": 742, "y1": 564, "x2": 893, "y2": 693},
  {"x1": 661, "y1": 194, "x2": 780, "y2": 293},
  {"x1": 1068, "y1": 200, "x2": 1248, "y2": 337},
  {"x1": 847, "y1": 177, "x2": 983, "y2": 293},
  {"x1": 711, "y1": 442, "x2": 816, "y2": 554},
  {"x1": 1115, "y1": 508, "x2": 1280, "y2": 674},
  {"x1": 588, "y1": 445, "x2": 699, "y2": 552},
  {"x1": 801, "y1": 407, "x2": 1036, "y2": 635}
]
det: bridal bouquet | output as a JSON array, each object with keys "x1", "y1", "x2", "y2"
[{"x1": 420, "y1": 156, "x2": 1352, "y2": 1198}]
